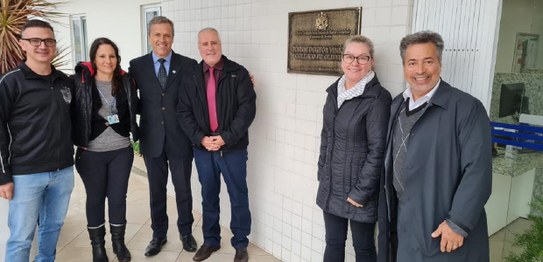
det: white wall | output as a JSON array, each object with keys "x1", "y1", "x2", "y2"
[
  {"x1": 54, "y1": 0, "x2": 159, "y2": 72},
  {"x1": 412, "y1": 0, "x2": 502, "y2": 111},
  {"x1": 163, "y1": 0, "x2": 412, "y2": 261}
]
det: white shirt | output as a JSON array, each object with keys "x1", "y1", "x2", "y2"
[{"x1": 402, "y1": 79, "x2": 441, "y2": 111}]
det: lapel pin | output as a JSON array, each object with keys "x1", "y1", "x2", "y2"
[{"x1": 172, "y1": 70, "x2": 177, "y2": 74}]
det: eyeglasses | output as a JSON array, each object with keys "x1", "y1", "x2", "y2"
[
  {"x1": 342, "y1": 54, "x2": 371, "y2": 64},
  {"x1": 20, "y1": 38, "x2": 57, "y2": 47}
]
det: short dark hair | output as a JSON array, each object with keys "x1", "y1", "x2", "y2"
[
  {"x1": 147, "y1": 16, "x2": 174, "y2": 36},
  {"x1": 89, "y1": 37, "x2": 123, "y2": 96},
  {"x1": 399, "y1": 30, "x2": 444, "y2": 63},
  {"x1": 21, "y1": 19, "x2": 54, "y2": 36}
]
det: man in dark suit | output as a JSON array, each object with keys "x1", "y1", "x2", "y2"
[{"x1": 129, "y1": 16, "x2": 198, "y2": 257}]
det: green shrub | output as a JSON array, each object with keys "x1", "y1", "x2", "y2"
[
  {"x1": 132, "y1": 141, "x2": 141, "y2": 156},
  {"x1": 506, "y1": 196, "x2": 543, "y2": 262}
]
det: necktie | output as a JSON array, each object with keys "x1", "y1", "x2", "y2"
[
  {"x1": 158, "y1": 58, "x2": 167, "y2": 90},
  {"x1": 206, "y1": 67, "x2": 219, "y2": 132}
]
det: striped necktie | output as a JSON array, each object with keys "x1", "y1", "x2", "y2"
[{"x1": 158, "y1": 58, "x2": 167, "y2": 90}]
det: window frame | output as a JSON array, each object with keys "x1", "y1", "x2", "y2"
[
  {"x1": 141, "y1": 4, "x2": 162, "y2": 55},
  {"x1": 70, "y1": 14, "x2": 89, "y2": 64}
]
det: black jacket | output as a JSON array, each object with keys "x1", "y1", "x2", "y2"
[
  {"x1": 0, "y1": 63, "x2": 74, "y2": 184},
  {"x1": 178, "y1": 55, "x2": 256, "y2": 151},
  {"x1": 71, "y1": 62, "x2": 139, "y2": 147},
  {"x1": 316, "y1": 76, "x2": 391, "y2": 223},
  {"x1": 129, "y1": 52, "x2": 197, "y2": 158}
]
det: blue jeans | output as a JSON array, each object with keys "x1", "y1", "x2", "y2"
[
  {"x1": 6, "y1": 166, "x2": 74, "y2": 262},
  {"x1": 193, "y1": 148, "x2": 251, "y2": 249}
]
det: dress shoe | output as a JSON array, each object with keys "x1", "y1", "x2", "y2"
[
  {"x1": 181, "y1": 234, "x2": 198, "y2": 252},
  {"x1": 144, "y1": 237, "x2": 167, "y2": 257},
  {"x1": 193, "y1": 244, "x2": 220, "y2": 261},
  {"x1": 234, "y1": 247, "x2": 249, "y2": 262}
]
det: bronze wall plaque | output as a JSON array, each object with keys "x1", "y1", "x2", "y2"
[{"x1": 288, "y1": 8, "x2": 361, "y2": 76}]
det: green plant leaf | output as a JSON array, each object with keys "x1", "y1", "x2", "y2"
[
  {"x1": 0, "y1": 0, "x2": 68, "y2": 74},
  {"x1": 506, "y1": 196, "x2": 543, "y2": 262}
]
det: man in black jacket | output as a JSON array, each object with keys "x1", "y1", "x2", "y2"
[
  {"x1": 128, "y1": 16, "x2": 198, "y2": 256},
  {"x1": 178, "y1": 27, "x2": 256, "y2": 262},
  {"x1": 0, "y1": 20, "x2": 74, "y2": 262}
]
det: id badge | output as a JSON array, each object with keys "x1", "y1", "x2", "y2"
[{"x1": 106, "y1": 114, "x2": 120, "y2": 124}]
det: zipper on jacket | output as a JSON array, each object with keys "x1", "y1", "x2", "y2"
[
  {"x1": 124, "y1": 77, "x2": 134, "y2": 127},
  {"x1": 51, "y1": 77, "x2": 61, "y2": 159},
  {"x1": 325, "y1": 98, "x2": 339, "y2": 211}
]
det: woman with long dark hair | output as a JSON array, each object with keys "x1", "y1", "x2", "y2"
[{"x1": 72, "y1": 37, "x2": 139, "y2": 262}]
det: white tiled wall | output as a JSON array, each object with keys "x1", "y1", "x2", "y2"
[{"x1": 163, "y1": 0, "x2": 413, "y2": 261}]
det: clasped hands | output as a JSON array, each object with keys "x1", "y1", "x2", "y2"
[{"x1": 201, "y1": 135, "x2": 225, "y2": 151}]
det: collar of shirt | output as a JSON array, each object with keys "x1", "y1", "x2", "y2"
[
  {"x1": 402, "y1": 79, "x2": 441, "y2": 111},
  {"x1": 203, "y1": 58, "x2": 224, "y2": 85},
  {"x1": 336, "y1": 70, "x2": 375, "y2": 108},
  {"x1": 152, "y1": 51, "x2": 173, "y2": 77},
  {"x1": 202, "y1": 58, "x2": 224, "y2": 74},
  {"x1": 20, "y1": 61, "x2": 60, "y2": 80}
]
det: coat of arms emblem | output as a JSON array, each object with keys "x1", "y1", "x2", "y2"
[{"x1": 315, "y1": 12, "x2": 328, "y2": 30}]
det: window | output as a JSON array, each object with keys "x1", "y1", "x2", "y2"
[
  {"x1": 487, "y1": 0, "x2": 543, "y2": 261},
  {"x1": 141, "y1": 4, "x2": 161, "y2": 54},
  {"x1": 70, "y1": 15, "x2": 88, "y2": 64}
]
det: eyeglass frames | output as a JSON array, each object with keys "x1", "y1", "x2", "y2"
[
  {"x1": 20, "y1": 38, "x2": 57, "y2": 47},
  {"x1": 342, "y1": 54, "x2": 371, "y2": 65}
]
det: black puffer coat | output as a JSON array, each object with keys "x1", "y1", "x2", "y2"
[
  {"x1": 71, "y1": 62, "x2": 139, "y2": 147},
  {"x1": 316, "y1": 76, "x2": 391, "y2": 222}
]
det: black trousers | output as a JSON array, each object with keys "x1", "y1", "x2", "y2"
[
  {"x1": 144, "y1": 151, "x2": 194, "y2": 238},
  {"x1": 76, "y1": 146, "x2": 134, "y2": 227},
  {"x1": 323, "y1": 211, "x2": 377, "y2": 262}
]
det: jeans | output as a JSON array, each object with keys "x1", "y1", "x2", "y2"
[
  {"x1": 193, "y1": 148, "x2": 251, "y2": 249},
  {"x1": 323, "y1": 211, "x2": 376, "y2": 262},
  {"x1": 6, "y1": 166, "x2": 74, "y2": 262},
  {"x1": 76, "y1": 147, "x2": 133, "y2": 227}
]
